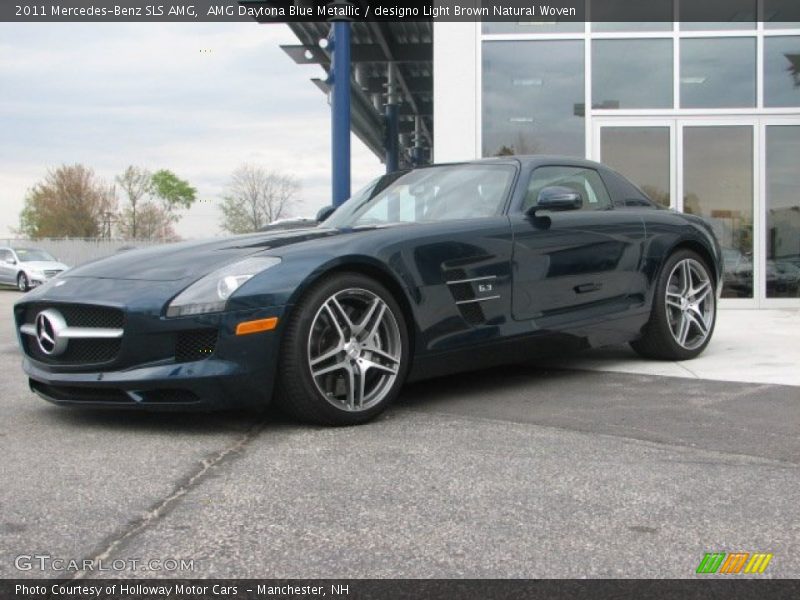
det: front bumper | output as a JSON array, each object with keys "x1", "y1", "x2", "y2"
[
  {"x1": 23, "y1": 355, "x2": 277, "y2": 410},
  {"x1": 27, "y1": 271, "x2": 63, "y2": 287},
  {"x1": 20, "y1": 305, "x2": 288, "y2": 411}
]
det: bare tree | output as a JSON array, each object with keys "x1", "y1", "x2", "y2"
[
  {"x1": 133, "y1": 202, "x2": 180, "y2": 241},
  {"x1": 115, "y1": 165, "x2": 152, "y2": 239},
  {"x1": 219, "y1": 165, "x2": 300, "y2": 234}
]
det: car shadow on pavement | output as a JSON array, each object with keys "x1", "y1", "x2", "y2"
[{"x1": 397, "y1": 363, "x2": 572, "y2": 410}]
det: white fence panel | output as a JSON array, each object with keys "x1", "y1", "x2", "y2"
[{"x1": 1, "y1": 239, "x2": 167, "y2": 268}]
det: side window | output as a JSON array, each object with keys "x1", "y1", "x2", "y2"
[
  {"x1": 359, "y1": 186, "x2": 418, "y2": 224},
  {"x1": 601, "y1": 169, "x2": 658, "y2": 208},
  {"x1": 0, "y1": 250, "x2": 11, "y2": 262},
  {"x1": 524, "y1": 166, "x2": 613, "y2": 212}
]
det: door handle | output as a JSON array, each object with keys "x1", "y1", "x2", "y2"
[{"x1": 574, "y1": 283, "x2": 602, "y2": 294}]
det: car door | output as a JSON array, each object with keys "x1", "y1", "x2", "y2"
[
  {"x1": 0, "y1": 249, "x2": 14, "y2": 284},
  {"x1": 509, "y1": 163, "x2": 646, "y2": 328},
  {"x1": 383, "y1": 164, "x2": 518, "y2": 354}
]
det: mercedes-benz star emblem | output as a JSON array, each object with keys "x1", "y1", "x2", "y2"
[{"x1": 35, "y1": 309, "x2": 69, "y2": 356}]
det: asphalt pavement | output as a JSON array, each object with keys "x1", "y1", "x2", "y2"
[{"x1": 0, "y1": 289, "x2": 797, "y2": 579}]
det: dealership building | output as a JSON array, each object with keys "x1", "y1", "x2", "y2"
[
  {"x1": 284, "y1": 5, "x2": 800, "y2": 309},
  {"x1": 435, "y1": 15, "x2": 800, "y2": 309}
]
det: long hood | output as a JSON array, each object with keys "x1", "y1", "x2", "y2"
[{"x1": 63, "y1": 228, "x2": 339, "y2": 282}]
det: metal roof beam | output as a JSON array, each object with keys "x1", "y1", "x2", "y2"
[
  {"x1": 361, "y1": 75, "x2": 431, "y2": 95},
  {"x1": 366, "y1": 22, "x2": 432, "y2": 147},
  {"x1": 281, "y1": 43, "x2": 430, "y2": 65}
]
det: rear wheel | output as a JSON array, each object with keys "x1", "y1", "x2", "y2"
[
  {"x1": 276, "y1": 273, "x2": 409, "y2": 425},
  {"x1": 17, "y1": 273, "x2": 29, "y2": 292},
  {"x1": 631, "y1": 249, "x2": 717, "y2": 360}
]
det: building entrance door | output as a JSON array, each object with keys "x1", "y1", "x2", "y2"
[{"x1": 592, "y1": 117, "x2": 800, "y2": 307}]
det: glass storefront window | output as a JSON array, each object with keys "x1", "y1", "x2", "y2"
[
  {"x1": 482, "y1": 41, "x2": 584, "y2": 158},
  {"x1": 483, "y1": 23, "x2": 583, "y2": 35},
  {"x1": 764, "y1": 37, "x2": 800, "y2": 108},
  {"x1": 591, "y1": 0, "x2": 673, "y2": 31},
  {"x1": 591, "y1": 22, "x2": 673, "y2": 32},
  {"x1": 680, "y1": 38, "x2": 756, "y2": 108},
  {"x1": 766, "y1": 126, "x2": 800, "y2": 298},
  {"x1": 601, "y1": 127, "x2": 672, "y2": 207},
  {"x1": 679, "y1": 0, "x2": 756, "y2": 30},
  {"x1": 593, "y1": 40, "x2": 673, "y2": 109},
  {"x1": 683, "y1": 126, "x2": 754, "y2": 299},
  {"x1": 764, "y1": 0, "x2": 800, "y2": 27}
]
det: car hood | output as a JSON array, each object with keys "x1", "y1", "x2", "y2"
[
  {"x1": 63, "y1": 228, "x2": 339, "y2": 282},
  {"x1": 22, "y1": 261, "x2": 69, "y2": 271}
]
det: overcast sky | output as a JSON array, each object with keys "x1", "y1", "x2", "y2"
[{"x1": 0, "y1": 23, "x2": 381, "y2": 239}]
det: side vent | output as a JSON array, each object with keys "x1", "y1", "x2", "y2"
[{"x1": 443, "y1": 268, "x2": 486, "y2": 325}]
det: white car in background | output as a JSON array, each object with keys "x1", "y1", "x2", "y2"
[{"x1": 0, "y1": 246, "x2": 69, "y2": 291}]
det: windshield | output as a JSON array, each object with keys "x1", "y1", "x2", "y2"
[
  {"x1": 14, "y1": 248, "x2": 56, "y2": 262},
  {"x1": 325, "y1": 164, "x2": 516, "y2": 228}
]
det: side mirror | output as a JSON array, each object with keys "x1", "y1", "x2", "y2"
[
  {"x1": 527, "y1": 186, "x2": 583, "y2": 216},
  {"x1": 8, "y1": 258, "x2": 17, "y2": 265},
  {"x1": 316, "y1": 205, "x2": 336, "y2": 222}
]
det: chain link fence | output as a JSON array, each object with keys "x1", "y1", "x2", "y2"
[{"x1": 1, "y1": 238, "x2": 169, "y2": 268}]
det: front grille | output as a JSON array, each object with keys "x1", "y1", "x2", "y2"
[
  {"x1": 24, "y1": 303, "x2": 124, "y2": 329},
  {"x1": 20, "y1": 303, "x2": 124, "y2": 366},
  {"x1": 23, "y1": 336, "x2": 122, "y2": 365},
  {"x1": 175, "y1": 329, "x2": 218, "y2": 362},
  {"x1": 43, "y1": 270, "x2": 63, "y2": 278}
]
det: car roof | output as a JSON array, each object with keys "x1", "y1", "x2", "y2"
[{"x1": 416, "y1": 155, "x2": 607, "y2": 171}]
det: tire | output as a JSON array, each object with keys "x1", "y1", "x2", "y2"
[
  {"x1": 17, "y1": 272, "x2": 29, "y2": 292},
  {"x1": 275, "y1": 272, "x2": 410, "y2": 426},
  {"x1": 631, "y1": 249, "x2": 717, "y2": 361}
]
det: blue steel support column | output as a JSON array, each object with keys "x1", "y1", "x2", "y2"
[{"x1": 331, "y1": 22, "x2": 351, "y2": 207}]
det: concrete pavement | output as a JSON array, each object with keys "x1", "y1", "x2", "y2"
[{"x1": 0, "y1": 289, "x2": 797, "y2": 579}]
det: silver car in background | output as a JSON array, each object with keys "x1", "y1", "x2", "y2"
[{"x1": 0, "y1": 247, "x2": 69, "y2": 291}]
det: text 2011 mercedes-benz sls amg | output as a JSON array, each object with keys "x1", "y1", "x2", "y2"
[{"x1": 15, "y1": 157, "x2": 722, "y2": 425}]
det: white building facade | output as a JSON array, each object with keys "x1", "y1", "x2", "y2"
[{"x1": 433, "y1": 15, "x2": 800, "y2": 308}]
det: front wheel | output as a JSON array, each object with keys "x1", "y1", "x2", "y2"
[
  {"x1": 276, "y1": 273, "x2": 410, "y2": 426},
  {"x1": 17, "y1": 273, "x2": 29, "y2": 292},
  {"x1": 631, "y1": 250, "x2": 717, "y2": 361}
]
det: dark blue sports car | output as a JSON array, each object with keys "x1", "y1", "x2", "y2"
[{"x1": 15, "y1": 157, "x2": 722, "y2": 425}]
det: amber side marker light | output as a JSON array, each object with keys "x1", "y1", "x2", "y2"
[{"x1": 235, "y1": 317, "x2": 279, "y2": 336}]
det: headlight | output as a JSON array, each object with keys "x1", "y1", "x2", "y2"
[{"x1": 166, "y1": 256, "x2": 281, "y2": 317}]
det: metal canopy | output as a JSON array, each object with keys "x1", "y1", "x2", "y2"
[{"x1": 281, "y1": 21, "x2": 433, "y2": 167}]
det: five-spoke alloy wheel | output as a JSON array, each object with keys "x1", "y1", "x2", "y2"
[
  {"x1": 277, "y1": 273, "x2": 409, "y2": 425},
  {"x1": 631, "y1": 249, "x2": 717, "y2": 360},
  {"x1": 664, "y1": 258, "x2": 715, "y2": 351},
  {"x1": 308, "y1": 288, "x2": 402, "y2": 412}
]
